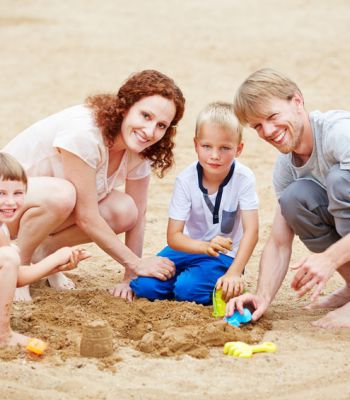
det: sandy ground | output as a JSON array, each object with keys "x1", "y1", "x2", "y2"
[{"x1": 1, "y1": 0, "x2": 350, "y2": 399}]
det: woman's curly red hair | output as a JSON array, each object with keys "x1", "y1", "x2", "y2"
[{"x1": 86, "y1": 70, "x2": 185, "y2": 178}]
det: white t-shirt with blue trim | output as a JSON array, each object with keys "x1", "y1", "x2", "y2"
[{"x1": 168, "y1": 160, "x2": 259, "y2": 258}]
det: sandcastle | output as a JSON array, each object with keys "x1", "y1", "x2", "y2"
[{"x1": 80, "y1": 320, "x2": 113, "y2": 358}]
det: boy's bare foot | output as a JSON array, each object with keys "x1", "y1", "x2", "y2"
[
  {"x1": 14, "y1": 285, "x2": 32, "y2": 302},
  {"x1": 305, "y1": 286, "x2": 350, "y2": 310},
  {"x1": 312, "y1": 301, "x2": 350, "y2": 329},
  {"x1": 47, "y1": 272, "x2": 75, "y2": 290},
  {"x1": 0, "y1": 330, "x2": 30, "y2": 347}
]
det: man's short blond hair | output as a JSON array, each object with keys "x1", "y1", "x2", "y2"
[
  {"x1": 0, "y1": 152, "x2": 27, "y2": 188},
  {"x1": 233, "y1": 68, "x2": 303, "y2": 125},
  {"x1": 195, "y1": 101, "x2": 243, "y2": 143}
]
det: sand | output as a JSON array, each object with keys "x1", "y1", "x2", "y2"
[{"x1": 1, "y1": 0, "x2": 350, "y2": 399}]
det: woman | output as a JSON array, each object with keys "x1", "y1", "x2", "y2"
[{"x1": 4, "y1": 70, "x2": 185, "y2": 301}]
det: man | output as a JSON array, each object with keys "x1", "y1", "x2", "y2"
[{"x1": 226, "y1": 68, "x2": 350, "y2": 328}]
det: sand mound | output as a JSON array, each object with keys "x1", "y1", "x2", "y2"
[{"x1": 2, "y1": 288, "x2": 271, "y2": 362}]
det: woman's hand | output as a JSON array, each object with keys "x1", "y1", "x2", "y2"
[
  {"x1": 110, "y1": 281, "x2": 135, "y2": 302},
  {"x1": 133, "y1": 256, "x2": 175, "y2": 281},
  {"x1": 216, "y1": 273, "x2": 244, "y2": 302}
]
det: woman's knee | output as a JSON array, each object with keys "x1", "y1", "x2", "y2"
[
  {"x1": 28, "y1": 178, "x2": 76, "y2": 218},
  {"x1": 100, "y1": 192, "x2": 138, "y2": 233},
  {"x1": 45, "y1": 180, "x2": 76, "y2": 216}
]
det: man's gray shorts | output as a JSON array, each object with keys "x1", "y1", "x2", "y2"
[{"x1": 279, "y1": 164, "x2": 350, "y2": 253}]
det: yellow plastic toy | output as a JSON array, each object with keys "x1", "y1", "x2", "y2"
[
  {"x1": 212, "y1": 288, "x2": 227, "y2": 317},
  {"x1": 224, "y1": 341, "x2": 277, "y2": 358},
  {"x1": 26, "y1": 338, "x2": 48, "y2": 355}
]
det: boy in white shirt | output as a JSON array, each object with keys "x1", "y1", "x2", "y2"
[{"x1": 131, "y1": 102, "x2": 259, "y2": 304}]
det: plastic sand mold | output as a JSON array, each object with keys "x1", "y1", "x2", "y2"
[
  {"x1": 26, "y1": 338, "x2": 48, "y2": 355},
  {"x1": 224, "y1": 308, "x2": 252, "y2": 327},
  {"x1": 212, "y1": 288, "x2": 227, "y2": 317}
]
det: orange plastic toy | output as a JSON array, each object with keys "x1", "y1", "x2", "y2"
[{"x1": 26, "y1": 338, "x2": 48, "y2": 355}]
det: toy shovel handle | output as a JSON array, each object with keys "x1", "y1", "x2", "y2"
[{"x1": 251, "y1": 341, "x2": 277, "y2": 354}]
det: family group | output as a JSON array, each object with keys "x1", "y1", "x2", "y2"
[{"x1": 1, "y1": 67, "x2": 350, "y2": 349}]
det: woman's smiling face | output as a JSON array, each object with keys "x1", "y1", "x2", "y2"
[{"x1": 118, "y1": 95, "x2": 176, "y2": 153}]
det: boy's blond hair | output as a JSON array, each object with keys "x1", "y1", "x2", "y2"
[
  {"x1": 195, "y1": 101, "x2": 243, "y2": 143},
  {"x1": 0, "y1": 152, "x2": 27, "y2": 188},
  {"x1": 233, "y1": 68, "x2": 303, "y2": 125}
]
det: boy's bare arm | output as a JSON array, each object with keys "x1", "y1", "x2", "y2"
[
  {"x1": 226, "y1": 209, "x2": 258, "y2": 276},
  {"x1": 167, "y1": 218, "x2": 232, "y2": 255}
]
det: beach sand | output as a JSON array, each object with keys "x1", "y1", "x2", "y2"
[{"x1": 1, "y1": 1, "x2": 350, "y2": 398}]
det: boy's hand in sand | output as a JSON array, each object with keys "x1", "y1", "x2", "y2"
[
  {"x1": 205, "y1": 236, "x2": 232, "y2": 257},
  {"x1": 216, "y1": 273, "x2": 244, "y2": 302},
  {"x1": 110, "y1": 281, "x2": 135, "y2": 302},
  {"x1": 225, "y1": 292, "x2": 268, "y2": 322},
  {"x1": 53, "y1": 247, "x2": 91, "y2": 272},
  {"x1": 291, "y1": 252, "x2": 337, "y2": 302}
]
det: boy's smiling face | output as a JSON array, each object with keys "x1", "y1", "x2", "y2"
[
  {"x1": 0, "y1": 179, "x2": 26, "y2": 223},
  {"x1": 194, "y1": 121, "x2": 243, "y2": 180}
]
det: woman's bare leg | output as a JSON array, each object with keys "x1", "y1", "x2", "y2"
[{"x1": 32, "y1": 190, "x2": 138, "y2": 257}]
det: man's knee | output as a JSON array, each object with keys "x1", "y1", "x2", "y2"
[
  {"x1": 327, "y1": 165, "x2": 350, "y2": 236},
  {"x1": 279, "y1": 180, "x2": 323, "y2": 223},
  {"x1": 279, "y1": 180, "x2": 339, "y2": 252},
  {"x1": 327, "y1": 165, "x2": 350, "y2": 204}
]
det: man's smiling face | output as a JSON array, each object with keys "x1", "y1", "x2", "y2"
[{"x1": 247, "y1": 93, "x2": 305, "y2": 154}]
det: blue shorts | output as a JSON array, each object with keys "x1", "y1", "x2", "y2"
[{"x1": 130, "y1": 246, "x2": 233, "y2": 305}]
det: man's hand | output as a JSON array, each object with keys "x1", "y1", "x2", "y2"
[
  {"x1": 216, "y1": 273, "x2": 244, "y2": 302},
  {"x1": 225, "y1": 292, "x2": 269, "y2": 322},
  {"x1": 205, "y1": 236, "x2": 232, "y2": 257},
  {"x1": 291, "y1": 253, "x2": 337, "y2": 302}
]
